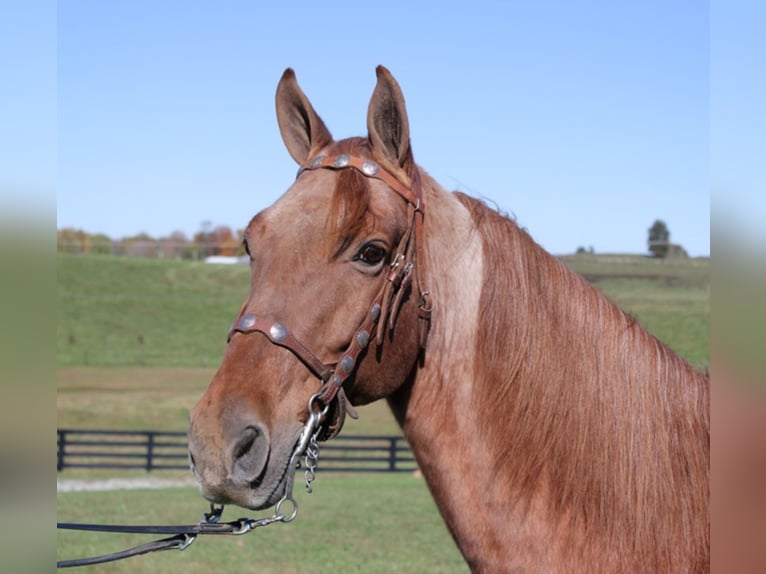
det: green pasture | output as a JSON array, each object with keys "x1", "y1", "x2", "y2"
[
  {"x1": 57, "y1": 252, "x2": 709, "y2": 432},
  {"x1": 57, "y1": 253, "x2": 708, "y2": 571},
  {"x1": 57, "y1": 476, "x2": 468, "y2": 573},
  {"x1": 57, "y1": 254, "x2": 250, "y2": 367},
  {"x1": 57, "y1": 253, "x2": 709, "y2": 370},
  {"x1": 56, "y1": 366, "x2": 402, "y2": 434}
]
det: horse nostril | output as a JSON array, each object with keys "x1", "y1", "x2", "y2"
[
  {"x1": 233, "y1": 427, "x2": 259, "y2": 460},
  {"x1": 231, "y1": 425, "x2": 269, "y2": 486}
]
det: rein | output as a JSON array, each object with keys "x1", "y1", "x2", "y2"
[{"x1": 57, "y1": 395, "x2": 326, "y2": 569}]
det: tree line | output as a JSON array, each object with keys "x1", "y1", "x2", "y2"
[
  {"x1": 58, "y1": 219, "x2": 687, "y2": 260},
  {"x1": 56, "y1": 222, "x2": 246, "y2": 260}
]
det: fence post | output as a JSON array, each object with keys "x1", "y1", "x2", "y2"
[
  {"x1": 57, "y1": 430, "x2": 66, "y2": 471},
  {"x1": 146, "y1": 432, "x2": 155, "y2": 471},
  {"x1": 389, "y1": 437, "x2": 397, "y2": 471}
]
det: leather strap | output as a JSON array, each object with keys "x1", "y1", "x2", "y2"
[
  {"x1": 297, "y1": 153, "x2": 420, "y2": 208},
  {"x1": 228, "y1": 314, "x2": 333, "y2": 382},
  {"x1": 228, "y1": 151, "x2": 433, "y2": 441}
]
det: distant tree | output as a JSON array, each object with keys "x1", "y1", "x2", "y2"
[
  {"x1": 648, "y1": 219, "x2": 670, "y2": 258},
  {"x1": 57, "y1": 228, "x2": 85, "y2": 253},
  {"x1": 122, "y1": 233, "x2": 156, "y2": 257},
  {"x1": 193, "y1": 221, "x2": 216, "y2": 258},
  {"x1": 88, "y1": 233, "x2": 112, "y2": 255},
  {"x1": 158, "y1": 230, "x2": 190, "y2": 259},
  {"x1": 212, "y1": 225, "x2": 237, "y2": 256},
  {"x1": 193, "y1": 223, "x2": 239, "y2": 257}
]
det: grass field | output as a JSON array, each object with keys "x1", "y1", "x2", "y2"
[
  {"x1": 57, "y1": 252, "x2": 709, "y2": 433},
  {"x1": 58, "y1": 253, "x2": 709, "y2": 370},
  {"x1": 57, "y1": 252, "x2": 709, "y2": 571},
  {"x1": 563, "y1": 254, "x2": 709, "y2": 368},
  {"x1": 57, "y1": 254, "x2": 250, "y2": 367},
  {"x1": 57, "y1": 476, "x2": 468, "y2": 573}
]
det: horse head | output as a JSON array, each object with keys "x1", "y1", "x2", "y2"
[{"x1": 188, "y1": 67, "x2": 428, "y2": 510}]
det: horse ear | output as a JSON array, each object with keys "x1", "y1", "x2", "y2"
[
  {"x1": 367, "y1": 66, "x2": 414, "y2": 178},
  {"x1": 275, "y1": 68, "x2": 333, "y2": 165}
]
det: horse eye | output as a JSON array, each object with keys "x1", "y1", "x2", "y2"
[{"x1": 355, "y1": 243, "x2": 387, "y2": 266}]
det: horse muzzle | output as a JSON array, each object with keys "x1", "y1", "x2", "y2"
[{"x1": 187, "y1": 410, "x2": 303, "y2": 510}]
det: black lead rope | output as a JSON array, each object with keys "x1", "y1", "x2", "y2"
[
  {"x1": 57, "y1": 533, "x2": 193, "y2": 568},
  {"x1": 57, "y1": 504, "x2": 218, "y2": 568},
  {"x1": 57, "y1": 503, "x2": 296, "y2": 568}
]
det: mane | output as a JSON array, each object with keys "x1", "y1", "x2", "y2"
[{"x1": 454, "y1": 192, "x2": 710, "y2": 569}]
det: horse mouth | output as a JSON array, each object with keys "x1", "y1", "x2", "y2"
[
  {"x1": 260, "y1": 447, "x2": 296, "y2": 505},
  {"x1": 235, "y1": 437, "x2": 297, "y2": 510},
  {"x1": 198, "y1": 430, "x2": 301, "y2": 511}
]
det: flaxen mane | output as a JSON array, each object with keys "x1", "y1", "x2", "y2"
[{"x1": 455, "y1": 192, "x2": 710, "y2": 571}]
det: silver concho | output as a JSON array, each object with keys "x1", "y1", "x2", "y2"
[
  {"x1": 340, "y1": 355, "x2": 355, "y2": 374},
  {"x1": 333, "y1": 154, "x2": 350, "y2": 167},
  {"x1": 239, "y1": 313, "x2": 257, "y2": 330},
  {"x1": 361, "y1": 161, "x2": 379, "y2": 176},
  {"x1": 356, "y1": 330, "x2": 370, "y2": 349},
  {"x1": 269, "y1": 323, "x2": 288, "y2": 342},
  {"x1": 309, "y1": 155, "x2": 326, "y2": 169},
  {"x1": 371, "y1": 304, "x2": 381, "y2": 321}
]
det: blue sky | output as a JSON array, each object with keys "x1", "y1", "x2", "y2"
[{"x1": 19, "y1": 2, "x2": 716, "y2": 255}]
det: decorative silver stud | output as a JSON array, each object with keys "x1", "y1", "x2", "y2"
[
  {"x1": 356, "y1": 330, "x2": 370, "y2": 348},
  {"x1": 309, "y1": 156, "x2": 326, "y2": 169},
  {"x1": 340, "y1": 355, "x2": 355, "y2": 374},
  {"x1": 361, "y1": 161, "x2": 379, "y2": 176},
  {"x1": 371, "y1": 304, "x2": 381, "y2": 321},
  {"x1": 333, "y1": 154, "x2": 350, "y2": 167},
  {"x1": 269, "y1": 323, "x2": 288, "y2": 342},
  {"x1": 332, "y1": 374, "x2": 343, "y2": 387},
  {"x1": 240, "y1": 313, "x2": 257, "y2": 330}
]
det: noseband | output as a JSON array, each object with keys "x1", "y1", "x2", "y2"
[{"x1": 227, "y1": 152, "x2": 432, "y2": 440}]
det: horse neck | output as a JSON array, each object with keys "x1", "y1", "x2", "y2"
[
  {"x1": 388, "y1": 177, "x2": 547, "y2": 570},
  {"x1": 387, "y1": 178, "x2": 709, "y2": 572}
]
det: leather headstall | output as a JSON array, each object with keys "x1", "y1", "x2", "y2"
[{"x1": 227, "y1": 152, "x2": 432, "y2": 441}]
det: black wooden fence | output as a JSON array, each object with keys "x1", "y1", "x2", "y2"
[{"x1": 57, "y1": 429, "x2": 417, "y2": 473}]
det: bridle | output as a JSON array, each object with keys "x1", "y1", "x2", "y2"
[
  {"x1": 57, "y1": 152, "x2": 433, "y2": 568},
  {"x1": 227, "y1": 151, "x2": 432, "y2": 440}
]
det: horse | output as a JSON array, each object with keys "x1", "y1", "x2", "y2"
[{"x1": 188, "y1": 66, "x2": 709, "y2": 573}]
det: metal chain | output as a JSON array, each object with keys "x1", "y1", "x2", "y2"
[{"x1": 303, "y1": 429, "x2": 320, "y2": 493}]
